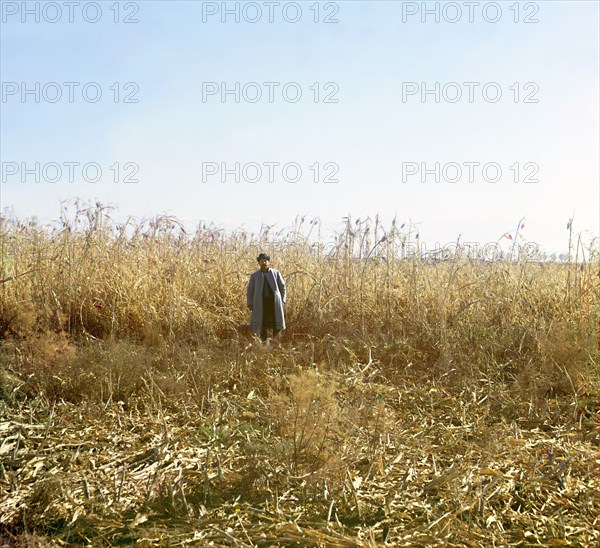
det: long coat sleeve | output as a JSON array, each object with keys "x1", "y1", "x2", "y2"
[{"x1": 247, "y1": 268, "x2": 286, "y2": 334}]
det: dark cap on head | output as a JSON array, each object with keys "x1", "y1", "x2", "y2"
[{"x1": 257, "y1": 253, "x2": 270, "y2": 262}]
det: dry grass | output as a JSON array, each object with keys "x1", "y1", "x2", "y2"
[{"x1": 1, "y1": 204, "x2": 599, "y2": 546}]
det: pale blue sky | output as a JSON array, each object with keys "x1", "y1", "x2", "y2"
[{"x1": 1, "y1": 0, "x2": 598, "y2": 253}]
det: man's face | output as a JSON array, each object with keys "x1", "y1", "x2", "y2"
[{"x1": 259, "y1": 258, "x2": 269, "y2": 271}]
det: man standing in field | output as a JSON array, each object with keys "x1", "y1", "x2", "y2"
[{"x1": 247, "y1": 253, "x2": 286, "y2": 343}]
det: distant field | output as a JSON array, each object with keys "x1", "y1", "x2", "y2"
[{"x1": 1, "y1": 208, "x2": 599, "y2": 546}]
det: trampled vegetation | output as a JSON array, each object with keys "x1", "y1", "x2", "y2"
[{"x1": 1, "y1": 205, "x2": 599, "y2": 546}]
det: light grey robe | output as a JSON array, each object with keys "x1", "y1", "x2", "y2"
[{"x1": 247, "y1": 268, "x2": 286, "y2": 334}]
